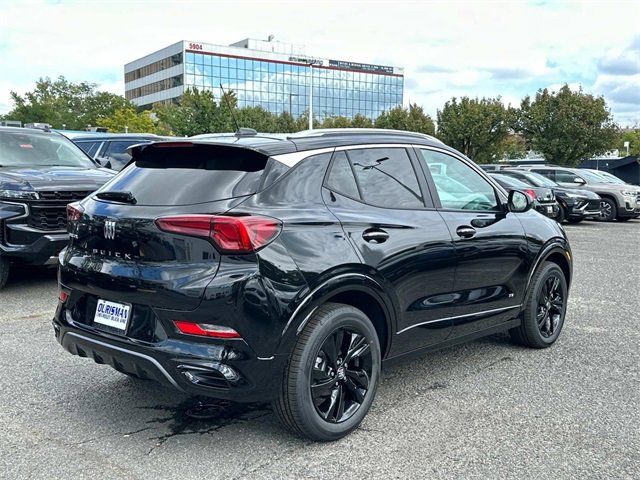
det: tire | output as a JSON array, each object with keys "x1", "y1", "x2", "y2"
[
  {"x1": 510, "y1": 262, "x2": 568, "y2": 349},
  {"x1": 273, "y1": 303, "x2": 381, "y2": 441},
  {"x1": 0, "y1": 257, "x2": 9, "y2": 290},
  {"x1": 597, "y1": 197, "x2": 616, "y2": 222},
  {"x1": 555, "y1": 206, "x2": 566, "y2": 223},
  {"x1": 566, "y1": 217, "x2": 583, "y2": 224}
]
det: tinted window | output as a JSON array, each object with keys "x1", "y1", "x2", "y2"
[
  {"x1": 490, "y1": 173, "x2": 530, "y2": 188},
  {"x1": 326, "y1": 151, "x2": 359, "y2": 199},
  {"x1": 347, "y1": 148, "x2": 423, "y2": 208},
  {"x1": 76, "y1": 141, "x2": 101, "y2": 157},
  {"x1": 96, "y1": 144, "x2": 272, "y2": 206},
  {"x1": 420, "y1": 149, "x2": 498, "y2": 211},
  {"x1": 104, "y1": 140, "x2": 150, "y2": 169},
  {"x1": 532, "y1": 169, "x2": 555, "y2": 181},
  {"x1": 0, "y1": 131, "x2": 94, "y2": 168},
  {"x1": 554, "y1": 170, "x2": 582, "y2": 183}
]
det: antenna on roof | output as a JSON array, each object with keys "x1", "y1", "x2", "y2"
[{"x1": 219, "y1": 83, "x2": 241, "y2": 134}]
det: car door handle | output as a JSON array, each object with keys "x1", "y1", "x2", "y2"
[
  {"x1": 456, "y1": 226, "x2": 476, "y2": 238},
  {"x1": 362, "y1": 229, "x2": 389, "y2": 244}
]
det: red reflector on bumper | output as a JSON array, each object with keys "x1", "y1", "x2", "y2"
[
  {"x1": 59, "y1": 291, "x2": 69, "y2": 303},
  {"x1": 174, "y1": 321, "x2": 241, "y2": 339}
]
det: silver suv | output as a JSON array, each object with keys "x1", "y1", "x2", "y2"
[{"x1": 522, "y1": 166, "x2": 640, "y2": 222}]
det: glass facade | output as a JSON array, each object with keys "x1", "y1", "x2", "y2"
[{"x1": 183, "y1": 51, "x2": 403, "y2": 120}]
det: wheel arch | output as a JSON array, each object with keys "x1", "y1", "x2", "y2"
[
  {"x1": 527, "y1": 242, "x2": 573, "y2": 292},
  {"x1": 277, "y1": 273, "x2": 396, "y2": 359}
]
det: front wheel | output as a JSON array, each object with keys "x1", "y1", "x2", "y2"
[
  {"x1": 510, "y1": 262, "x2": 568, "y2": 348},
  {"x1": 597, "y1": 198, "x2": 616, "y2": 222},
  {"x1": 0, "y1": 257, "x2": 9, "y2": 290},
  {"x1": 273, "y1": 303, "x2": 381, "y2": 441}
]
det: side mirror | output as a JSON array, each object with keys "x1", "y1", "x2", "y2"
[
  {"x1": 573, "y1": 177, "x2": 586, "y2": 185},
  {"x1": 508, "y1": 190, "x2": 532, "y2": 213}
]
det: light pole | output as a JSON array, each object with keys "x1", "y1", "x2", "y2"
[{"x1": 305, "y1": 59, "x2": 322, "y2": 130}]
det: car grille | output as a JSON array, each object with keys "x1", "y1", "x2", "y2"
[{"x1": 25, "y1": 190, "x2": 92, "y2": 231}]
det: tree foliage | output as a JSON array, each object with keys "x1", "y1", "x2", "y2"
[
  {"x1": 613, "y1": 128, "x2": 640, "y2": 156},
  {"x1": 516, "y1": 85, "x2": 618, "y2": 166},
  {"x1": 97, "y1": 106, "x2": 156, "y2": 133},
  {"x1": 437, "y1": 97, "x2": 512, "y2": 163},
  {"x1": 5, "y1": 76, "x2": 130, "y2": 130},
  {"x1": 374, "y1": 103, "x2": 435, "y2": 135}
]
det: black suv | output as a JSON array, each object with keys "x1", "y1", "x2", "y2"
[
  {"x1": 0, "y1": 127, "x2": 114, "y2": 289},
  {"x1": 54, "y1": 129, "x2": 572, "y2": 441}
]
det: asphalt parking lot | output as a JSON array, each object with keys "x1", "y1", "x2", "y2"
[{"x1": 1, "y1": 220, "x2": 639, "y2": 479}]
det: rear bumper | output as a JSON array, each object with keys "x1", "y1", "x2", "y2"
[{"x1": 53, "y1": 311, "x2": 287, "y2": 402}]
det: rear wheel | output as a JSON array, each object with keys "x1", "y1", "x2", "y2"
[
  {"x1": 273, "y1": 303, "x2": 381, "y2": 441},
  {"x1": 0, "y1": 257, "x2": 9, "y2": 290},
  {"x1": 510, "y1": 262, "x2": 567, "y2": 348},
  {"x1": 555, "y1": 206, "x2": 566, "y2": 223},
  {"x1": 597, "y1": 198, "x2": 616, "y2": 222}
]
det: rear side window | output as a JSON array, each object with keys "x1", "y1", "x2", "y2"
[
  {"x1": 326, "y1": 151, "x2": 359, "y2": 199},
  {"x1": 346, "y1": 148, "x2": 424, "y2": 209},
  {"x1": 532, "y1": 169, "x2": 555, "y2": 180},
  {"x1": 96, "y1": 144, "x2": 273, "y2": 206}
]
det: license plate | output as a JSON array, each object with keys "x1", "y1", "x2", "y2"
[
  {"x1": 93, "y1": 299, "x2": 131, "y2": 332},
  {"x1": 547, "y1": 206, "x2": 553, "y2": 213}
]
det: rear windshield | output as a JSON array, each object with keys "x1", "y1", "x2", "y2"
[{"x1": 95, "y1": 144, "x2": 281, "y2": 206}]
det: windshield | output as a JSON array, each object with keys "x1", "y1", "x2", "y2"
[
  {"x1": 524, "y1": 171, "x2": 557, "y2": 187},
  {"x1": 579, "y1": 169, "x2": 611, "y2": 183},
  {"x1": 590, "y1": 170, "x2": 625, "y2": 184},
  {"x1": 0, "y1": 131, "x2": 95, "y2": 168},
  {"x1": 491, "y1": 173, "x2": 530, "y2": 188}
]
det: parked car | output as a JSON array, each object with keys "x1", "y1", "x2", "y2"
[
  {"x1": 0, "y1": 127, "x2": 114, "y2": 289},
  {"x1": 497, "y1": 169, "x2": 601, "y2": 223},
  {"x1": 489, "y1": 172, "x2": 560, "y2": 219},
  {"x1": 521, "y1": 166, "x2": 640, "y2": 222},
  {"x1": 54, "y1": 129, "x2": 572, "y2": 441},
  {"x1": 63, "y1": 133, "x2": 167, "y2": 171}
]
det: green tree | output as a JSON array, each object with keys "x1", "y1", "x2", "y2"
[
  {"x1": 351, "y1": 113, "x2": 374, "y2": 128},
  {"x1": 155, "y1": 87, "x2": 232, "y2": 136},
  {"x1": 375, "y1": 103, "x2": 436, "y2": 135},
  {"x1": 516, "y1": 85, "x2": 618, "y2": 166},
  {"x1": 436, "y1": 97, "x2": 512, "y2": 163},
  {"x1": 320, "y1": 116, "x2": 352, "y2": 128},
  {"x1": 613, "y1": 128, "x2": 640, "y2": 156},
  {"x1": 6, "y1": 76, "x2": 129, "y2": 130},
  {"x1": 97, "y1": 106, "x2": 156, "y2": 133}
]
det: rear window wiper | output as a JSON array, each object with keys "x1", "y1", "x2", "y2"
[{"x1": 95, "y1": 191, "x2": 137, "y2": 204}]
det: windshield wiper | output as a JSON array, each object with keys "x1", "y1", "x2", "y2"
[{"x1": 95, "y1": 191, "x2": 137, "y2": 204}]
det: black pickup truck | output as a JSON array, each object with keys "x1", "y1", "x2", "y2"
[{"x1": 0, "y1": 127, "x2": 114, "y2": 289}]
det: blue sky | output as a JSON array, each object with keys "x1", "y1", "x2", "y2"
[{"x1": 0, "y1": 0, "x2": 638, "y2": 125}]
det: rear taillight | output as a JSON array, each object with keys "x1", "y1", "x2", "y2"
[
  {"x1": 174, "y1": 321, "x2": 241, "y2": 339},
  {"x1": 67, "y1": 203, "x2": 84, "y2": 222},
  {"x1": 155, "y1": 214, "x2": 282, "y2": 254},
  {"x1": 523, "y1": 189, "x2": 537, "y2": 201}
]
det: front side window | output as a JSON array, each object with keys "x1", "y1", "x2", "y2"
[
  {"x1": 420, "y1": 149, "x2": 498, "y2": 211},
  {"x1": 347, "y1": 148, "x2": 424, "y2": 209}
]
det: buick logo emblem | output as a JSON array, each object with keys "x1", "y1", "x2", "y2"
[{"x1": 104, "y1": 220, "x2": 116, "y2": 240}]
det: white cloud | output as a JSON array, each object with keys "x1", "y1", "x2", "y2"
[{"x1": 0, "y1": 0, "x2": 638, "y2": 124}]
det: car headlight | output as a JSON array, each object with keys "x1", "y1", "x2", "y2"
[
  {"x1": 0, "y1": 189, "x2": 40, "y2": 200},
  {"x1": 620, "y1": 189, "x2": 638, "y2": 197}
]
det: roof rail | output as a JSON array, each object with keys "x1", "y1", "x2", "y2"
[{"x1": 287, "y1": 128, "x2": 442, "y2": 143}]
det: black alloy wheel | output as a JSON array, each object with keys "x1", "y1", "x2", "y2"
[
  {"x1": 536, "y1": 275, "x2": 564, "y2": 338},
  {"x1": 510, "y1": 261, "x2": 568, "y2": 348},
  {"x1": 273, "y1": 303, "x2": 381, "y2": 441},
  {"x1": 310, "y1": 328, "x2": 373, "y2": 423},
  {"x1": 598, "y1": 198, "x2": 616, "y2": 222}
]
